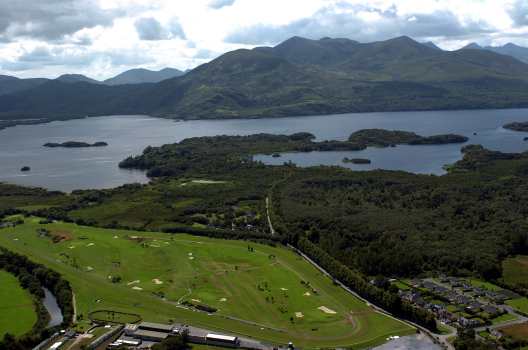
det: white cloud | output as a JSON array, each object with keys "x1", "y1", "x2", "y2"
[
  {"x1": 209, "y1": 0, "x2": 236, "y2": 10},
  {"x1": 0, "y1": 0, "x2": 526, "y2": 79},
  {"x1": 134, "y1": 17, "x2": 186, "y2": 40}
]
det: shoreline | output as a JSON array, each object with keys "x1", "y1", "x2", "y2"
[{"x1": 1, "y1": 105, "x2": 528, "y2": 132}]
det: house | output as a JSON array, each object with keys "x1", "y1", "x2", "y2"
[
  {"x1": 459, "y1": 317, "x2": 482, "y2": 328},
  {"x1": 465, "y1": 301, "x2": 482, "y2": 313},
  {"x1": 447, "y1": 277, "x2": 463, "y2": 288},
  {"x1": 445, "y1": 291, "x2": 459, "y2": 303},
  {"x1": 482, "y1": 305, "x2": 500, "y2": 316},
  {"x1": 455, "y1": 295, "x2": 471, "y2": 305}
]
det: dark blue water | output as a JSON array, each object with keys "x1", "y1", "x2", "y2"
[{"x1": 1, "y1": 109, "x2": 528, "y2": 191}]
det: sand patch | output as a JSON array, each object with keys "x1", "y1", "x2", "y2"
[
  {"x1": 152, "y1": 279, "x2": 163, "y2": 285},
  {"x1": 304, "y1": 292, "x2": 311, "y2": 296},
  {"x1": 219, "y1": 298, "x2": 227, "y2": 302},
  {"x1": 295, "y1": 312, "x2": 304, "y2": 318},
  {"x1": 132, "y1": 286, "x2": 143, "y2": 291},
  {"x1": 181, "y1": 180, "x2": 227, "y2": 187},
  {"x1": 318, "y1": 306, "x2": 337, "y2": 314},
  {"x1": 127, "y1": 280, "x2": 140, "y2": 286}
]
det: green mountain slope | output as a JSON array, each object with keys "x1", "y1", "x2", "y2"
[
  {"x1": 0, "y1": 75, "x2": 48, "y2": 97},
  {"x1": 2, "y1": 36, "x2": 528, "y2": 121},
  {"x1": 104, "y1": 68, "x2": 184, "y2": 85}
]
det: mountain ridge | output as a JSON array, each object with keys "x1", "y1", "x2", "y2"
[{"x1": 2, "y1": 36, "x2": 528, "y2": 122}]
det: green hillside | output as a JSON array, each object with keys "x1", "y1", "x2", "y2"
[{"x1": 2, "y1": 36, "x2": 528, "y2": 121}]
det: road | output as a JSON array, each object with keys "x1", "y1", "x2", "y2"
[{"x1": 265, "y1": 197, "x2": 275, "y2": 236}]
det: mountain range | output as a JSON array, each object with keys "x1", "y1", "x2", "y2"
[
  {"x1": 461, "y1": 42, "x2": 528, "y2": 63},
  {"x1": 1, "y1": 67, "x2": 185, "y2": 93},
  {"x1": 2, "y1": 36, "x2": 528, "y2": 122}
]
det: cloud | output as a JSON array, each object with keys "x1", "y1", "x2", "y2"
[
  {"x1": 209, "y1": 0, "x2": 236, "y2": 10},
  {"x1": 0, "y1": 45, "x2": 153, "y2": 72},
  {"x1": 135, "y1": 17, "x2": 186, "y2": 41},
  {"x1": 225, "y1": 3, "x2": 494, "y2": 45},
  {"x1": 0, "y1": 0, "x2": 123, "y2": 42},
  {"x1": 510, "y1": 0, "x2": 528, "y2": 26},
  {"x1": 135, "y1": 17, "x2": 167, "y2": 40}
]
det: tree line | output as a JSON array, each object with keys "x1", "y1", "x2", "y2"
[{"x1": 0, "y1": 248, "x2": 73, "y2": 349}]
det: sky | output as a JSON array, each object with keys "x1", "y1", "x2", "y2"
[{"x1": 0, "y1": 0, "x2": 527, "y2": 80}]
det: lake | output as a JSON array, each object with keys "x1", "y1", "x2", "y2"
[{"x1": 1, "y1": 108, "x2": 528, "y2": 191}]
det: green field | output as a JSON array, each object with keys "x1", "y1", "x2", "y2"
[
  {"x1": 469, "y1": 279, "x2": 502, "y2": 291},
  {"x1": 507, "y1": 298, "x2": 528, "y2": 314},
  {"x1": 0, "y1": 219, "x2": 413, "y2": 348},
  {"x1": 503, "y1": 256, "x2": 528, "y2": 287},
  {"x1": 0, "y1": 270, "x2": 37, "y2": 337},
  {"x1": 491, "y1": 312, "x2": 518, "y2": 325}
]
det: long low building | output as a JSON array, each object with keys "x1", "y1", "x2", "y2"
[
  {"x1": 137, "y1": 322, "x2": 175, "y2": 333},
  {"x1": 206, "y1": 333, "x2": 240, "y2": 348},
  {"x1": 132, "y1": 329, "x2": 170, "y2": 342}
]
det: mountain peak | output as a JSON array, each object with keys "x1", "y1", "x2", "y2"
[
  {"x1": 423, "y1": 41, "x2": 442, "y2": 50},
  {"x1": 104, "y1": 67, "x2": 184, "y2": 85},
  {"x1": 462, "y1": 42, "x2": 483, "y2": 50},
  {"x1": 56, "y1": 74, "x2": 100, "y2": 84},
  {"x1": 504, "y1": 42, "x2": 521, "y2": 49}
]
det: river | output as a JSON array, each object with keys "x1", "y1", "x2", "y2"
[
  {"x1": 1, "y1": 108, "x2": 528, "y2": 191},
  {"x1": 43, "y1": 288, "x2": 63, "y2": 328}
]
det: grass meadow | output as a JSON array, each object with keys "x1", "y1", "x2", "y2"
[
  {"x1": 0, "y1": 270, "x2": 37, "y2": 337},
  {"x1": 0, "y1": 218, "x2": 413, "y2": 348}
]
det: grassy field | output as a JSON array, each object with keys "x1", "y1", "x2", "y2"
[
  {"x1": 507, "y1": 298, "x2": 528, "y2": 314},
  {"x1": 503, "y1": 256, "x2": 528, "y2": 287},
  {"x1": 469, "y1": 279, "x2": 502, "y2": 291},
  {"x1": 491, "y1": 313, "x2": 519, "y2": 325},
  {"x1": 0, "y1": 270, "x2": 37, "y2": 337},
  {"x1": 0, "y1": 218, "x2": 413, "y2": 348}
]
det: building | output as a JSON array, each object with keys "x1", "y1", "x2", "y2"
[
  {"x1": 205, "y1": 333, "x2": 240, "y2": 348},
  {"x1": 137, "y1": 322, "x2": 175, "y2": 333},
  {"x1": 124, "y1": 323, "x2": 139, "y2": 336},
  {"x1": 108, "y1": 337, "x2": 142, "y2": 349},
  {"x1": 133, "y1": 330, "x2": 169, "y2": 342}
]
